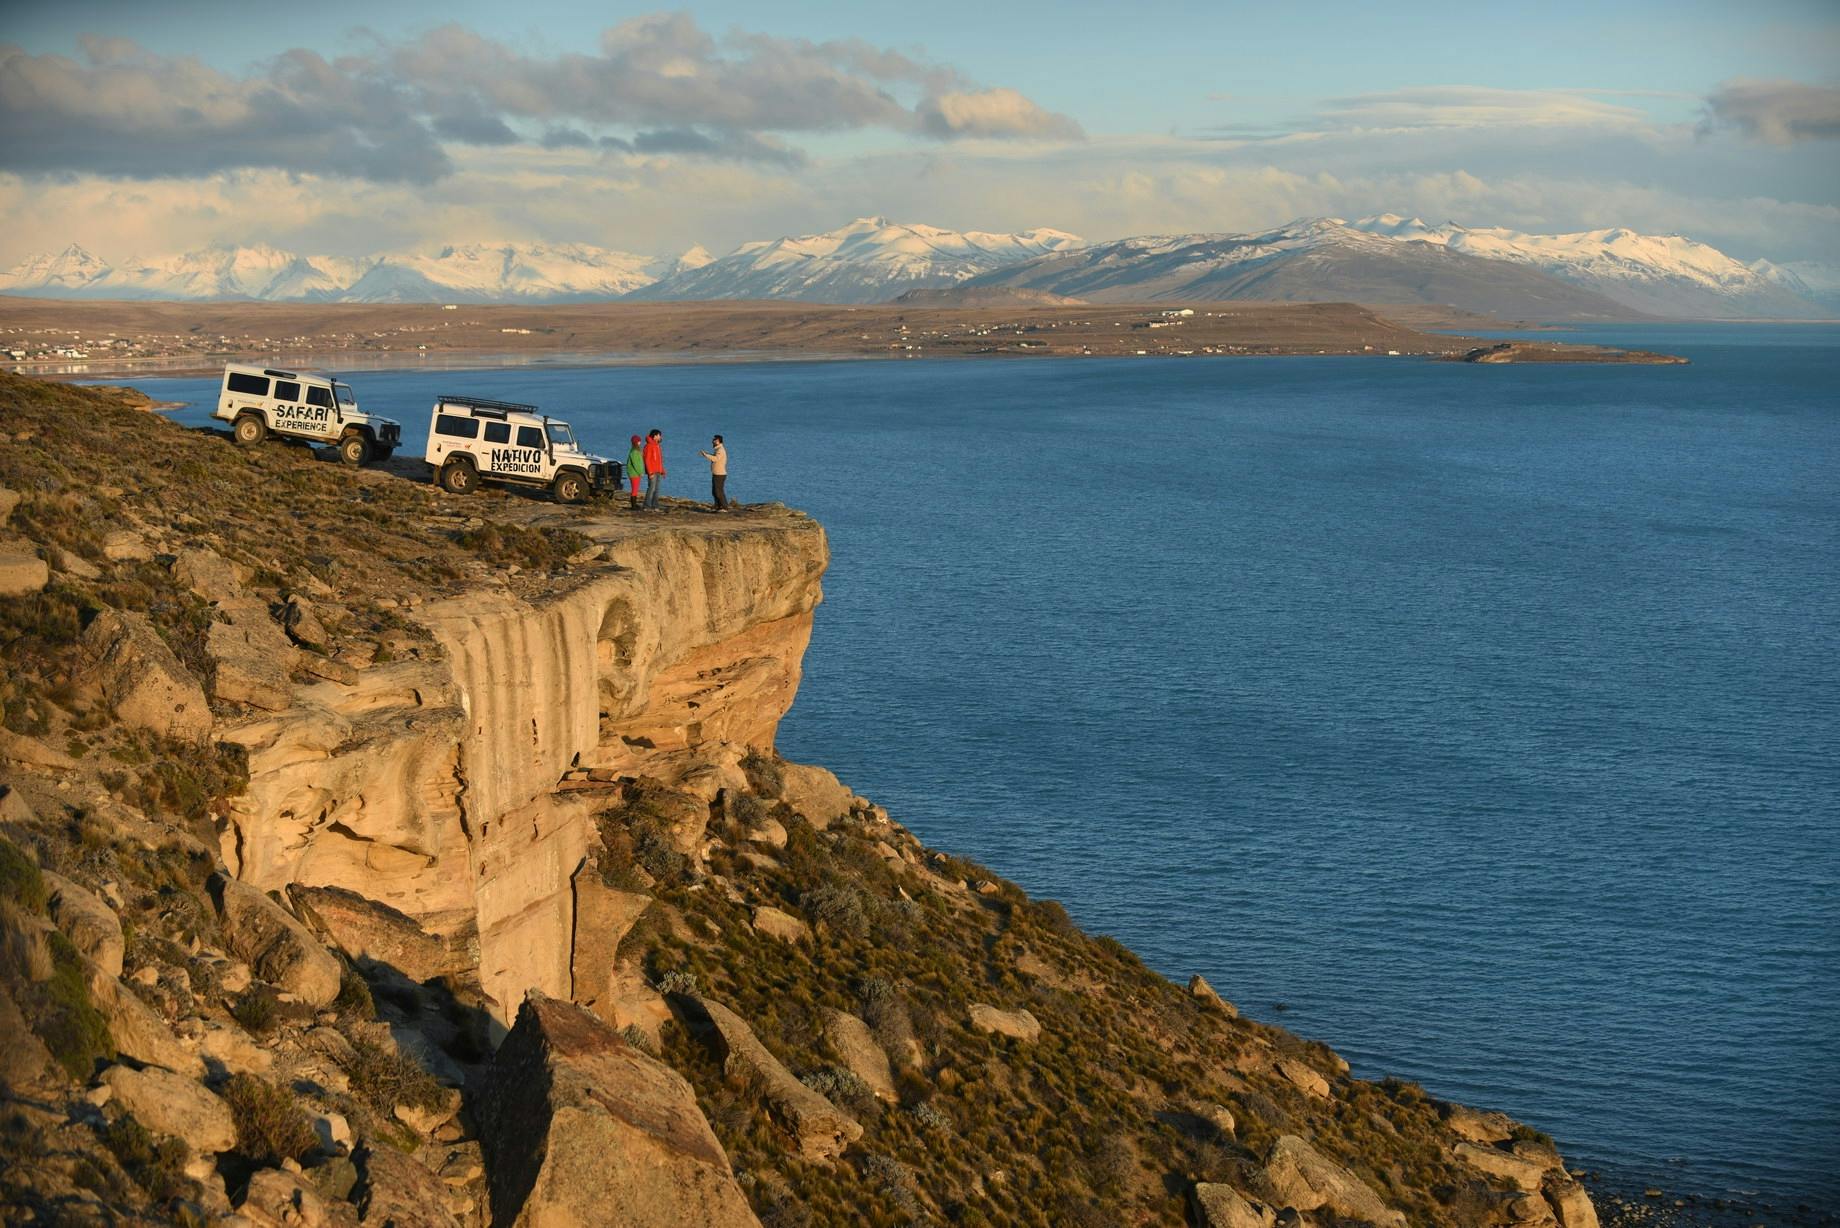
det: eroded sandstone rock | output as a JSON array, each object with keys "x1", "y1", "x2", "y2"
[
  {"x1": 686, "y1": 994, "x2": 862, "y2": 1162},
  {"x1": 77, "y1": 609, "x2": 211, "y2": 742},
  {"x1": 776, "y1": 761, "x2": 855, "y2": 829},
  {"x1": 0, "y1": 539, "x2": 49, "y2": 597},
  {"x1": 101, "y1": 1064, "x2": 236, "y2": 1154},
  {"x1": 1454, "y1": 1140, "x2": 1554, "y2": 1191},
  {"x1": 1189, "y1": 973, "x2": 1238, "y2": 1018},
  {"x1": 823, "y1": 1008, "x2": 897, "y2": 1102},
  {"x1": 83, "y1": 963, "x2": 203, "y2": 1077},
  {"x1": 1275, "y1": 1056, "x2": 1331, "y2": 1099},
  {"x1": 43, "y1": 871, "x2": 123, "y2": 978},
  {"x1": 355, "y1": 1143, "x2": 458, "y2": 1228},
  {"x1": 968, "y1": 1003, "x2": 1041, "y2": 1043},
  {"x1": 479, "y1": 993, "x2": 760, "y2": 1227},
  {"x1": 208, "y1": 610, "x2": 298, "y2": 711},
  {"x1": 289, "y1": 884, "x2": 473, "y2": 986},
  {"x1": 751, "y1": 904, "x2": 810, "y2": 944},
  {"x1": 1262, "y1": 1134, "x2": 1405, "y2": 1227},
  {"x1": 1193, "y1": 1182, "x2": 1276, "y2": 1228},
  {"x1": 211, "y1": 874, "x2": 342, "y2": 1007}
]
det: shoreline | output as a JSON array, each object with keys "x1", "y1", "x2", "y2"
[{"x1": 0, "y1": 296, "x2": 1687, "y2": 377}]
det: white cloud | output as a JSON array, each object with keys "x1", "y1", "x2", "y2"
[{"x1": 915, "y1": 89, "x2": 1084, "y2": 140}]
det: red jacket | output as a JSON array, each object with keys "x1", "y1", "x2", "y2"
[{"x1": 642, "y1": 438, "x2": 664, "y2": 475}]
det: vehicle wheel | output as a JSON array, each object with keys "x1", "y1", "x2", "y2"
[
  {"x1": 233, "y1": 414, "x2": 266, "y2": 447},
  {"x1": 551, "y1": 471, "x2": 587, "y2": 504},
  {"x1": 440, "y1": 461, "x2": 476, "y2": 494},
  {"x1": 337, "y1": 433, "x2": 369, "y2": 466}
]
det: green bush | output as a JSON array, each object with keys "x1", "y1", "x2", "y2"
[
  {"x1": 229, "y1": 985, "x2": 278, "y2": 1034},
  {"x1": 0, "y1": 838, "x2": 47, "y2": 911},
  {"x1": 344, "y1": 1038, "x2": 447, "y2": 1115},
  {"x1": 102, "y1": 1114, "x2": 195, "y2": 1204},
  {"x1": 36, "y1": 932, "x2": 115, "y2": 1080}
]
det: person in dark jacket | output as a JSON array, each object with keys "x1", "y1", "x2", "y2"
[
  {"x1": 642, "y1": 429, "x2": 665, "y2": 510},
  {"x1": 625, "y1": 434, "x2": 644, "y2": 509}
]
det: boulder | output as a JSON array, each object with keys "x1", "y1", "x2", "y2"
[
  {"x1": 77, "y1": 609, "x2": 213, "y2": 743},
  {"x1": 0, "y1": 540, "x2": 48, "y2": 597},
  {"x1": 83, "y1": 964, "x2": 204, "y2": 1077},
  {"x1": 100, "y1": 529, "x2": 152, "y2": 562},
  {"x1": 101, "y1": 1064, "x2": 236, "y2": 1154},
  {"x1": 479, "y1": 994, "x2": 760, "y2": 1227},
  {"x1": 236, "y1": 1166, "x2": 353, "y2": 1228},
  {"x1": 195, "y1": 1019, "x2": 273, "y2": 1076},
  {"x1": 1441, "y1": 1102, "x2": 1515, "y2": 1144},
  {"x1": 1189, "y1": 973, "x2": 1238, "y2": 1018},
  {"x1": 171, "y1": 547, "x2": 245, "y2": 606},
  {"x1": 289, "y1": 884, "x2": 472, "y2": 985},
  {"x1": 751, "y1": 905, "x2": 810, "y2": 944},
  {"x1": 1262, "y1": 1135, "x2": 1405, "y2": 1227},
  {"x1": 211, "y1": 874, "x2": 342, "y2": 1008},
  {"x1": 207, "y1": 605, "x2": 299, "y2": 711},
  {"x1": 356, "y1": 1144, "x2": 459, "y2": 1228},
  {"x1": 0, "y1": 486, "x2": 17, "y2": 523},
  {"x1": 746, "y1": 817, "x2": 788, "y2": 849},
  {"x1": 43, "y1": 871, "x2": 124, "y2": 978},
  {"x1": 55, "y1": 548, "x2": 101, "y2": 581},
  {"x1": 1546, "y1": 1178, "x2": 1601, "y2": 1228},
  {"x1": 776, "y1": 761, "x2": 855, "y2": 829},
  {"x1": 1193, "y1": 1183, "x2": 1276, "y2": 1228},
  {"x1": 687, "y1": 995, "x2": 862, "y2": 1162},
  {"x1": 1197, "y1": 1102, "x2": 1236, "y2": 1137},
  {"x1": 565, "y1": 865, "x2": 652, "y2": 1017},
  {"x1": 1454, "y1": 1141, "x2": 1551, "y2": 1191},
  {"x1": 968, "y1": 1003, "x2": 1041, "y2": 1043},
  {"x1": 823, "y1": 1008, "x2": 897, "y2": 1102},
  {"x1": 0, "y1": 730, "x2": 76, "y2": 771},
  {"x1": 283, "y1": 596, "x2": 330, "y2": 648},
  {"x1": 1275, "y1": 1056, "x2": 1331, "y2": 1099}
]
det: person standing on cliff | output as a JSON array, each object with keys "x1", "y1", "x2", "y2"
[
  {"x1": 642, "y1": 429, "x2": 666, "y2": 511},
  {"x1": 699, "y1": 434, "x2": 729, "y2": 511},
  {"x1": 625, "y1": 434, "x2": 644, "y2": 510}
]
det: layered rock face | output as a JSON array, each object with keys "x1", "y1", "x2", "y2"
[{"x1": 221, "y1": 516, "x2": 828, "y2": 1019}]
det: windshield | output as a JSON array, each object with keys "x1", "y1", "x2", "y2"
[
  {"x1": 546, "y1": 421, "x2": 576, "y2": 449},
  {"x1": 333, "y1": 383, "x2": 356, "y2": 408}
]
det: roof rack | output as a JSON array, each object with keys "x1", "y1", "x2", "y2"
[{"x1": 437, "y1": 394, "x2": 540, "y2": 418}]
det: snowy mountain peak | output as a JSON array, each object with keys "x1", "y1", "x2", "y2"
[{"x1": 632, "y1": 218, "x2": 1087, "y2": 305}]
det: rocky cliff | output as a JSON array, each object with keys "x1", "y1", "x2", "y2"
[{"x1": 0, "y1": 373, "x2": 1606, "y2": 1228}]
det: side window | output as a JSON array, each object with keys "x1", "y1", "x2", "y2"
[
  {"x1": 435, "y1": 414, "x2": 480, "y2": 439},
  {"x1": 483, "y1": 422, "x2": 510, "y2": 444},
  {"x1": 305, "y1": 386, "x2": 334, "y2": 409},
  {"x1": 273, "y1": 380, "x2": 301, "y2": 403},
  {"x1": 516, "y1": 426, "x2": 544, "y2": 449},
  {"x1": 225, "y1": 372, "x2": 269, "y2": 396}
]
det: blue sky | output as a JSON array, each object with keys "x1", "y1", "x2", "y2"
[{"x1": 1, "y1": 1, "x2": 1836, "y2": 264}]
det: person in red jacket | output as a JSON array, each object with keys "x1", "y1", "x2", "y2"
[{"x1": 642, "y1": 429, "x2": 665, "y2": 510}]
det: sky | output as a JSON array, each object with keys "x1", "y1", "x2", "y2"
[{"x1": 1, "y1": 0, "x2": 1837, "y2": 267}]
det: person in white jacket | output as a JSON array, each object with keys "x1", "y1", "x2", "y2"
[{"x1": 699, "y1": 435, "x2": 729, "y2": 511}]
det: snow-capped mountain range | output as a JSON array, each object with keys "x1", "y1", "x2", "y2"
[
  {"x1": 626, "y1": 216, "x2": 1085, "y2": 304},
  {"x1": 0, "y1": 216, "x2": 1829, "y2": 318}
]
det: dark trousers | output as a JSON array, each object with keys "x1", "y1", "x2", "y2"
[{"x1": 711, "y1": 474, "x2": 728, "y2": 509}]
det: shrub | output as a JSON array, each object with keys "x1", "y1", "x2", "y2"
[
  {"x1": 1508, "y1": 1123, "x2": 1554, "y2": 1148},
  {"x1": 0, "y1": 838, "x2": 47, "y2": 912},
  {"x1": 655, "y1": 968, "x2": 699, "y2": 998},
  {"x1": 334, "y1": 966, "x2": 375, "y2": 1019},
  {"x1": 221, "y1": 1074, "x2": 316, "y2": 1166},
  {"x1": 909, "y1": 1101, "x2": 952, "y2": 1134},
  {"x1": 229, "y1": 985, "x2": 278, "y2": 1034},
  {"x1": 740, "y1": 750, "x2": 784, "y2": 798},
  {"x1": 345, "y1": 1039, "x2": 447, "y2": 1115},
  {"x1": 801, "y1": 882, "x2": 867, "y2": 938},
  {"x1": 36, "y1": 932, "x2": 115, "y2": 1080},
  {"x1": 101, "y1": 1115, "x2": 194, "y2": 1204}
]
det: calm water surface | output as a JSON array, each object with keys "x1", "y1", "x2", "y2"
[{"x1": 141, "y1": 325, "x2": 1840, "y2": 1213}]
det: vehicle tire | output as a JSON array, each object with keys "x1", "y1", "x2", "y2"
[
  {"x1": 337, "y1": 433, "x2": 369, "y2": 466},
  {"x1": 233, "y1": 414, "x2": 266, "y2": 447},
  {"x1": 551, "y1": 471, "x2": 587, "y2": 504},
  {"x1": 440, "y1": 460, "x2": 477, "y2": 495}
]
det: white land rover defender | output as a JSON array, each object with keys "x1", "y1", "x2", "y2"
[
  {"x1": 214, "y1": 364, "x2": 402, "y2": 465},
  {"x1": 423, "y1": 395, "x2": 620, "y2": 503}
]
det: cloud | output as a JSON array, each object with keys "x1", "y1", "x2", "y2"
[
  {"x1": 1308, "y1": 85, "x2": 1649, "y2": 132},
  {"x1": 915, "y1": 89, "x2": 1084, "y2": 141},
  {"x1": 1701, "y1": 79, "x2": 1840, "y2": 144},
  {"x1": 0, "y1": 37, "x2": 451, "y2": 182},
  {"x1": 0, "y1": 16, "x2": 1077, "y2": 184}
]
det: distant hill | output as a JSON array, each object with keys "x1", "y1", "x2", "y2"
[
  {"x1": 626, "y1": 217, "x2": 1085, "y2": 305},
  {"x1": 892, "y1": 285, "x2": 1087, "y2": 307}
]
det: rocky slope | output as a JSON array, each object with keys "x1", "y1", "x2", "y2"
[{"x1": 0, "y1": 373, "x2": 1604, "y2": 1227}]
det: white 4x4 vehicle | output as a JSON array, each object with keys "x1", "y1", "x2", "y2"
[
  {"x1": 423, "y1": 395, "x2": 620, "y2": 503},
  {"x1": 214, "y1": 363, "x2": 402, "y2": 465}
]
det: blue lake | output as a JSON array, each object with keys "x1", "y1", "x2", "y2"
[{"x1": 139, "y1": 324, "x2": 1840, "y2": 1214}]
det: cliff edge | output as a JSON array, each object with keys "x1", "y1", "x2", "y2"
[{"x1": 0, "y1": 373, "x2": 1600, "y2": 1228}]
